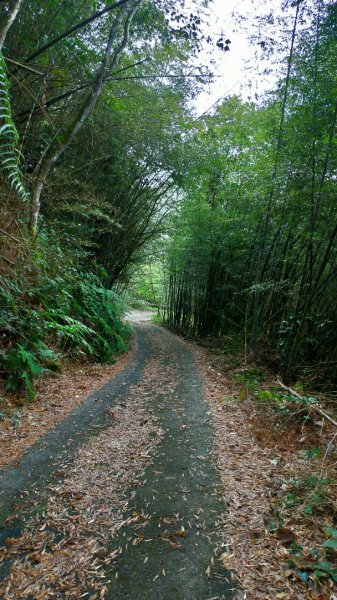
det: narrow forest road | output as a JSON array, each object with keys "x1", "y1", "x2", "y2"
[
  {"x1": 0, "y1": 325, "x2": 238, "y2": 599},
  {"x1": 126, "y1": 309, "x2": 156, "y2": 322}
]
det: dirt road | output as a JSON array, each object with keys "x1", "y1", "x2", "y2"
[
  {"x1": 0, "y1": 325, "x2": 237, "y2": 599},
  {"x1": 126, "y1": 309, "x2": 155, "y2": 322}
]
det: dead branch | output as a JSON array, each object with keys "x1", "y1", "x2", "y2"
[
  {"x1": 0, "y1": 227, "x2": 21, "y2": 243},
  {"x1": 276, "y1": 377, "x2": 337, "y2": 428}
]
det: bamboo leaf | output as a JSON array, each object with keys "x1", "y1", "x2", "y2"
[{"x1": 0, "y1": 51, "x2": 29, "y2": 200}]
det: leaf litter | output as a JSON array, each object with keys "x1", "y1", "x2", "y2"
[
  {"x1": 1, "y1": 325, "x2": 336, "y2": 599},
  {"x1": 0, "y1": 339, "x2": 136, "y2": 469},
  {"x1": 192, "y1": 342, "x2": 337, "y2": 600},
  {"x1": 0, "y1": 356, "x2": 164, "y2": 599}
]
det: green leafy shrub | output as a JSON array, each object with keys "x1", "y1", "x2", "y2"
[
  {"x1": 0, "y1": 238, "x2": 131, "y2": 398},
  {"x1": 3, "y1": 344, "x2": 49, "y2": 399},
  {"x1": 69, "y1": 274, "x2": 131, "y2": 361}
]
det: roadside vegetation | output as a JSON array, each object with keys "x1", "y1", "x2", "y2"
[
  {"x1": 164, "y1": 1, "x2": 337, "y2": 389},
  {"x1": 0, "y1": 0, "x2": 222, "y2": 398},
  {"x1": 1, "y1": 0, "x2": 337, "y2": 597}
]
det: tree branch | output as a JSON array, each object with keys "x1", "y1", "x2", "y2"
[
  {"x1": 276, "y1": 378, "x2": 337, "y2": 428},
  {"x1": 29, "y1": 0, "x2": 143, "y2": 236},
  {"x1": 4, "y1": 56, "x2": 44, "y2": 75},
  {"x1": 25, "y1": 0, "x2": 131, "y2": 63}
]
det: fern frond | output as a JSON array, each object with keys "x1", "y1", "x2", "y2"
[
  {"x1": 0, "y1": 51, "x2": 29, "y2": 200},
  {"x1": 17, "y1": 344, "x2": 43, "y2": 376}
]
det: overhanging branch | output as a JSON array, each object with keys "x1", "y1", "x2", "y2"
[{"x1": 25, "y1": 0, "x2": 131, "y2": 63}]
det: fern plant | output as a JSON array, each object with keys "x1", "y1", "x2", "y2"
[
  {"x1": 44, "y1": 308, "x2": 95, "y2": 355},
  {"x1": 0, "y1": 244, "x2": 131, "y2": 398},
  {"x1": 2, "y1": 343, "x2": 59, "y2": 399},
  {"x1": 0, "y1": 51, "x2": 28, "y2": 200},
  {"x1": 71, "y1": 276, "x2": 131, "y2": 361}
]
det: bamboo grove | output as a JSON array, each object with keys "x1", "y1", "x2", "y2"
[
  {"x1": 1, "y1": 0, "x2": 337, "y2": 395},
  {"x1": 0, "y1": 0, "x2": 221, "y2": 396},
  {"x1": 164, "y1": 1, "x2": 337, "y2": 387}
]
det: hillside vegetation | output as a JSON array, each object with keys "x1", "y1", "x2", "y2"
[{"x1": 1, "y1": 0, "x2": 337, "y2": 394}]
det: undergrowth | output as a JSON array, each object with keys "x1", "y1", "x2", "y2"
[
  {"x1": 0, "y1": 232, "x2": 131, "y2": 399},
  {"x1": 232, "y1": 365, "x2": 337, "y2": 593},
  {"x1": 205, "y1": 341, "x2": 337, "y2": 594}
]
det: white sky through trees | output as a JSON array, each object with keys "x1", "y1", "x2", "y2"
[{"x1": 194, "y1": 0, "x2": 289, "y2": 115}]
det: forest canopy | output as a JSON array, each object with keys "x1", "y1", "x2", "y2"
[
  {"x1": 164, "y1": 1, "x2": 337, "y2": 387},
  {"x1": 1, "y1": 0, "x2": 337, "y2": 394}
]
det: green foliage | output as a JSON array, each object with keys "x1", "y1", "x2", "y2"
[
  {"x1": 282, "y1": 393, "x2": 319, "y2": 407},
  {"x1": 0, "y1": 235, "x2": 131, "y2": 398},
  {"x1": 322, "y1": 528, "x2": 337, "y2": 553},
  {"x1": 254, "y1": 389, "x2": 284, "y2": 402},
  {"x1": 305, "y1": 448, "x2": 322, "y2": 460},
  {"x1": 3, "y1": 343, "x2": 58, "y2": 399},
  {"x1": 271, "y1": 475, "x2": 337, "y2": 586},
  {"x1": 287, "y1": 555, "x2": 337, "y2": 585},
  {"x1": 0, "y1": 52, "x2": 28, "y2": 200},
  {"x1": 127, "y1": 260, "x2": 165, "y2": 308},
  {"x1": 0, "y1": 0, "x2": 224, "y2": 406},
  {"x1": 2, "y1": 0, "x2": 337, "y2": 401},
  {"x1": 68, "y1": 275, "x2": 131, "y2": 360},
  {"x1": 279, "y1": 475, "x2": 333, "y2": 516},
  {"x1": 163, "y1": 4, "x2": 337, "y2": 387},
  {"x1": 151, "y1": 313, "x2": 163, "y2": 325},
  {"x1": 123, "y1": 292, "x2": 151, "y2": 310},
  {"x1": 235, "y1": 368, "x2": 265, "y2": 385}
]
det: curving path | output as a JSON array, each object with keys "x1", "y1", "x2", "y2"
[{"x1": 0, "y1": 324, "x2": 236, "y2": 599}]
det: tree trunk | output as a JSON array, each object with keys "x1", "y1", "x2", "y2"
[
  {"x1": 0, "y1": 0, "x2": 23, "y2": 50},
  {"x1": 28, "y1": 0, "x2": 142, "y2": 236}
]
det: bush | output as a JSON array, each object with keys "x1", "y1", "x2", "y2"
[{"x1": 0, "y1": 246, "x2": 131, "y2": 399}]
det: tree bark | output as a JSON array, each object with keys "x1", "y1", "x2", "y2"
[
  {"x1": 28, "y1": 0, "x2": 142, "y2": 236},
  {"x1": 0, "y1": 0, "x2": 24, "y2": 50}
]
